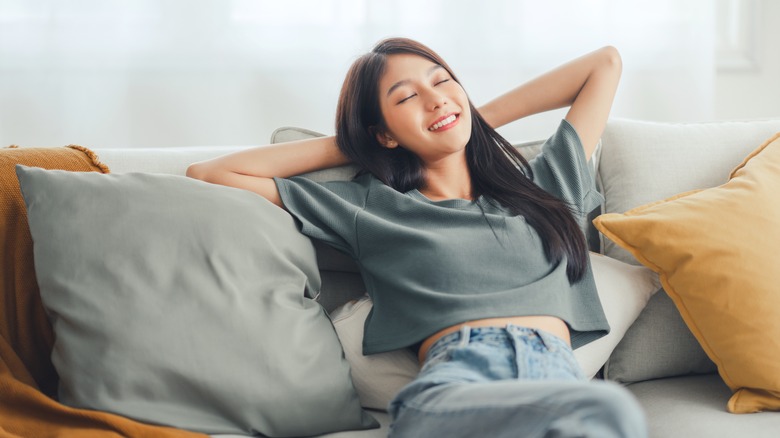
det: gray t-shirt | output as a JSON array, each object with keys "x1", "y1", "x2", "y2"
[{"x1": 275, "y1": 119, "x2": 609, "y2": 354}]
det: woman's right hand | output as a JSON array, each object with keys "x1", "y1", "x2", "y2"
[{"x1": 186, "y1": 135, "x2": 350, "y2": 209}]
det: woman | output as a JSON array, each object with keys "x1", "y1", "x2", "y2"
[{"x1": 187, "y1": 38, "x2": 646, "y2": 438}]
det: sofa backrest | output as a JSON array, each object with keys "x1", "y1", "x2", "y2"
[
  {"x1": 597, "y1": 118, "x2": 780, "y2": 264},
  {"x1": 92, "y1": 118, "x2": 780, "y2": 311}
]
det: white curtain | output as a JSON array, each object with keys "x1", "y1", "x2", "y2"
[{"x1": 0, "y1": 0, "x2": 713, "y2": 147}]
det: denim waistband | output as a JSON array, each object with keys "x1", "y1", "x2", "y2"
[{"x1": 424, "y1": 324, "x2": 572, "y2": 367}]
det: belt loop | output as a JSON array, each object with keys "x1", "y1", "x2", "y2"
[
  {"x1": 532, "y1": 328, "x2": 549, "y2": 350},
  {"x1": 458, "y1": 325, "x2": 471, "y2": 347},
  {"x1": 506, "y1": 325, "x2": 522, "y2": 378}
]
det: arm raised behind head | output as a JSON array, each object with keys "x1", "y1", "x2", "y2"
[
  {"x1": 477, "y1": 46, "x2": 622, "y2": 161},
  {"x1": 186, "y1": 135, "x2": 350, "y2": 209}
]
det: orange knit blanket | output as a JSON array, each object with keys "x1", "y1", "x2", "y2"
[{"x1": 0, "y1": 145, "x2": 205, "y2": 438}]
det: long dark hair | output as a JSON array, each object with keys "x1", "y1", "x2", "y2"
[{"x1": 335, "y1": 37, "x2": 588, "y2": 283}]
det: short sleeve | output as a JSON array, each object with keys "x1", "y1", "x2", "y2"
[
  {"x1": 528, "y1": 119, "x2": 604, "y2": 217},
  {"x1": 273, "y1": 175, "x2": 369, "y2": 257}
]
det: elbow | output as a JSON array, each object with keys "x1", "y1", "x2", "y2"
[
  {"x1": 186, "y1": 162, "x2": 212, "y2": 182},
  {"x1": 601, "y1": 46, "x2": 622, "y2": 71},
  {"x1": 187, "y1": 163, "x2": 240, "y2": 188}
]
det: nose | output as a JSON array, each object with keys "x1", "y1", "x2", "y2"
[{"x1": 423, "y1": 87, "x2": 447, "y2": 111}]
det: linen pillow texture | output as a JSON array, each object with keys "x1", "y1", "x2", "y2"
[
  {"x1": 16, "y1": 166, "x2": 377, "y2": 436},
  {"x1": 594, "y1": 132, "x2": 780, "y2": 414},
  {"x1": 0, "y1": 146, "x2": 108, "y2": 397},
  {"x1": 330, "y1": 253, "x2": 659, "y2": 410},
  {"x1": 1, "y1": 146, "x2": 206, "y2": 438}
]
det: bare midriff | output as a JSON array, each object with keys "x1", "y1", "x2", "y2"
[{"x1": 417, "y1": 315, "x2": 571, "y2": 364}]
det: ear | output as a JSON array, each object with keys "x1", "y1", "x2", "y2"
[{"x1": 372, "y1": 128, "x2": 399, "y2": 149}]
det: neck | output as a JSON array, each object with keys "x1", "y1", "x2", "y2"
[{"x1": 419, "y1": 155, "x2": 473, "y2": 201}]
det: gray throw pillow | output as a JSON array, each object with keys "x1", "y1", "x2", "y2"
[
  {"x1": 16, "y1": 165, "x2": 378, "y2": 436},
  {"x1": 603, "y1": 291, "x2": 716, "y2": 382}
]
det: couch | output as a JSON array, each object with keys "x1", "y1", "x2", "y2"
[{"x1": 9, "y1": 118, "x2": 780, "y2": 437}]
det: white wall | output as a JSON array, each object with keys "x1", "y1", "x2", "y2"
[
  {"x1": 0, "y1": 1, "x2": 777, "y2": 148},
  {"x1": 714, "y1": 0, "x2": 780, "y2": 121}
]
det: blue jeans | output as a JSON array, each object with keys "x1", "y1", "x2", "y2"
[{"x1": 388, "y1": 325, "x2": 647, "y2": 438}]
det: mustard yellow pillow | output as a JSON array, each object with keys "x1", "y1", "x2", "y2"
[{"x1": 594, "y1": 132, "x2": 780, "y2": 414}]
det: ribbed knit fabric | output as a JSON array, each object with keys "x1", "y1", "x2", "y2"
[{"x1": 276, "y1": 120, "x2": 609, "y2": 355}]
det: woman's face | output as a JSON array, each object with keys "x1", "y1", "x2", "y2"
[{"x1": 377, "y1": 53, "x2": 472, "y2": 164}]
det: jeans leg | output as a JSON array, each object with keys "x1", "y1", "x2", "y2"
[{"x1": 388, "y1": 379, "x2": 647, "y2": 438}]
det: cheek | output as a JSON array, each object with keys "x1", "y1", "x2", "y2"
[
  {"x1": 463, "y1": 107, "x2": 473, "y2": 125},
  {"x1": 384, "y1": 107, "x2": 420, "y2": 137},
  {"x1": 452, "y1": 84, "x2": 470, "y2": 107},
  {"x1": 457, "y1": 89, "x2": 470, "y2": 109}
]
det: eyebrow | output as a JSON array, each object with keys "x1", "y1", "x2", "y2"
[{"x1": 386, "y1": 64, "x2": 444, "y2": 97}]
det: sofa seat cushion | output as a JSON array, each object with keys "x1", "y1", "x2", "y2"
[
  {"x1": 628, "y1": 374, "x2": 780, "y2": 438},
  {"x1": 211, "y1": 410, "x2": 391, "y2": 438}
]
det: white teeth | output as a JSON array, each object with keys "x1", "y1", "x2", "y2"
[{"x1": 429, "y1": 115, "x2": 457, "y2": 131}]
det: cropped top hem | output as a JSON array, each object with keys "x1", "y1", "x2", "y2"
[{"x1": 361, "y1": 308, "x2": 609, "y2": 355}]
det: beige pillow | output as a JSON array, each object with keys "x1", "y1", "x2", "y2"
[
  {"x1": 594, "y1": 132, "x2": 780, "y2": 413},
  {"x1": 330, "y1": 253, "x2": 659, "y2": 410},
  {"x1": 576, "y1": 253, "x2": 661, "y2": 376},
  {"x1": 329, "y1": 297, "x2": 420, "y2": 411}
]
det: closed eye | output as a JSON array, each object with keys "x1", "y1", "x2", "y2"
[
  {"x1": 398, "y1": 93, "x2": 417, "y2": 104},
  {"x1": 396, "y1": 77, "x2": 449, "y2": 104}
]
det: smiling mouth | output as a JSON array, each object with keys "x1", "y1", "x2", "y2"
[{"x1": 428, "y1": 114, "x2": 458, "y2": 132}]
